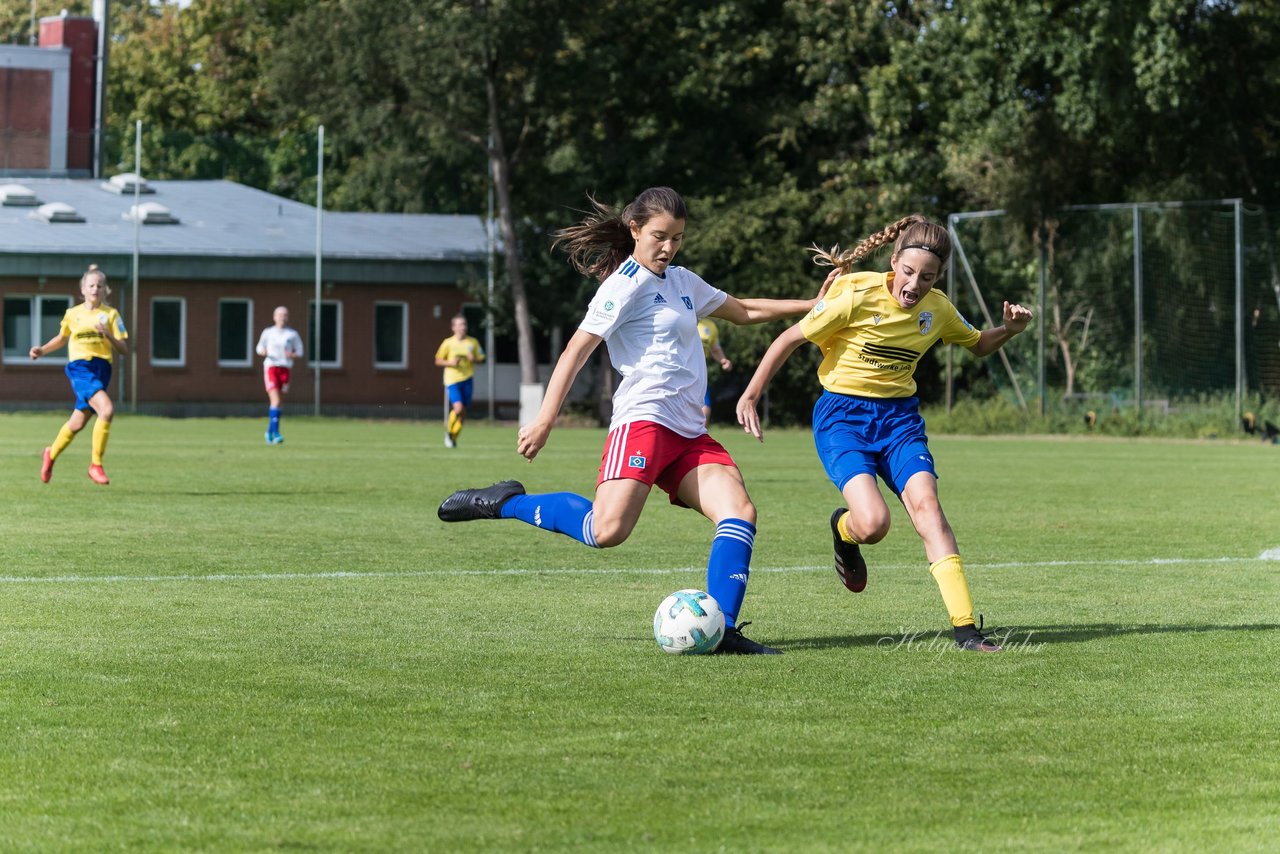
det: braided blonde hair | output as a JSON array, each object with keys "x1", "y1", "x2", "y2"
[{"x1": 811, "y1": 215, "x2": 950, "y2": 275}]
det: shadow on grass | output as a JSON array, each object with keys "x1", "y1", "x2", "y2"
[{"x1": 785, "y1": 622, "x2": 1280, "y2": 651}]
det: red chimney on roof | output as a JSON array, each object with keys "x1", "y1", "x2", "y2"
[{"x1": 39, "y1": 15, "x2": 98, "y2": 173}]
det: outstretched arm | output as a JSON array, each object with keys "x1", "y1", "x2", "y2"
[
  {"x1": 516, "y1": 328, "x2": 604, "y2": 461},
  {"x1": 735, "y1": 323, "x2": 809, "y2": 442},
  {"x1": 712, "y1": 295, "x2": 817, "y2": 326},
  {"x1": 968, "y1": 301, "x2": 1033, "y2": 357},
  {"x1": 710, "y1": 341, "x2": 731, "y2": 371},
  {"x1": 29, "y1": 333, "x2": 68, "y2": 359},
  {"x1": 710, "y1": 268, "x2": 838, "y2": 326}
]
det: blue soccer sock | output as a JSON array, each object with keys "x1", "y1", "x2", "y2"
[
  {"x1": 500, "y1": 492, "x2": 599, "y2": 548},
  {"x1": 268, "y1": 407, "x2": 281, "y2": 435},
  {"x1": 706, "y1": 518, "x2": 755, "y2": 628}
]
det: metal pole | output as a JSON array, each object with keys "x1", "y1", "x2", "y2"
[
  {"x1": 1234, "y1": 198, "x2": 1244, "y2": 425},
  {"x1": 486, "y1": 135, "x2": 496, "y2": 420},
  {"x1": 130, "y1": 119, "x2": 140, "y2": 412},
  {"x1": 945, "y1": 215, "x2": 957, "y2": 414},
  {"x1": 91, "y1": 0, "x2": 110, "y2": 179},
  {"x1": 313, "y1": 125, "x2": 324, "y2": 417},
  {"x1": 1038, "y1": 217, "x2": 1047, "y2": 417},
  {"x1": 1133, "y1": 205, "x2": 1143, "y2": 421}
]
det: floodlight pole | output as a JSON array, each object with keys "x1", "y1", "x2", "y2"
[
  {"x1": 1132, "y1": 205, "x2": 1144, "y2": 421},
  {"x1": 1234, "y1": 198, "x2": 1244, "y2": 425},
  {"x1": 1037, "y1": 217, "x2": 1048, "y2": 417},
  {"x1": 945, "y1": 216, "x2": 956, "y2": 414},
  {"x1": 92, "y1": 0, "x2": 110, "y2": 180},
  {"x1": 130, "y1": 119, "x2": 140, "y2": 412},
  {"x1": 314, "y1": 125, "x2": 324, "y2": 417},
  {"x1": 486, "y1": 135, "x2": 496, "y2": 420}
]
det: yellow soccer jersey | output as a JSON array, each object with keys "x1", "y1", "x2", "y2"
[
  {"x1": 799, "y1": 271, "x2": 980, "y2": 398},
  {"x1": 61, "y1": 303, "x2": 128, "y2": 363},
  {"x1": 436, "y1": 335, "x2": 484, "y2": 385},
  {"x1": 697, "y1": 318, "x2": 720, "y2": 360}
]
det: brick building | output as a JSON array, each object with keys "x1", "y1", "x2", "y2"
[{"x1": 0, "y1": 176, "x2": 493, "y2": 416}]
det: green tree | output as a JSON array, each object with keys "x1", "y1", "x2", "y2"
[{"x1": 106, "y1": 0, "x2": 315, "y2": 197}]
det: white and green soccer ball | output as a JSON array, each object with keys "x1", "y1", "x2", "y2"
[{"x1": 653, "y1": 589, "x2": 725, "y2": 655}]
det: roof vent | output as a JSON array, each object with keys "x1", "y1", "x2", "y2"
[
  {"x1": 33, "y1": 202, "x2": 86, "y2": 223},
  {"x1": 102, "y1": 172, "x2": 155, "y2": 195},
  {"x1": 124, "y1": 201, "x2": 180, "y2": 225},
  {"x1": 0, "y1": 183, "x2": 41, "y2": 206}
]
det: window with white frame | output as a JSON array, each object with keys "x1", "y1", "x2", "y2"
[
  {"x1": 306, "y1": 300, "x2": 342, "y2": 368},
  {"x1": 373, "y1": 301, "x2": 408, "y2": 369},
  {"x1": 3, "y1": 294, "x2": 74, "y2": 363},
  {"x1": 151, "y1": 297, "x2": 186, "y2": 366},
  {"x1": 217, "y1": 299, "x2": 254, "y2": 367}
]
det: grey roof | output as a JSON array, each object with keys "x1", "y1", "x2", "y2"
[{"x1": 0, "y1": 177, "x2": 488, "y2": 263}]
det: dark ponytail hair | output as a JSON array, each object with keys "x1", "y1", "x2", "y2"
[{"x1": 553, "y1": 187, "x2": 688, "y2": 282}]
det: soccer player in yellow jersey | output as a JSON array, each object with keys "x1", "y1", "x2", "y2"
[
  {"x1": 434, "y1": 314, "x2": 485, "y2": 448},
  {"x1": 697, "y1": 318, "x2": 731, "y2": 425},
  {"x1": 736, "y1": 215, "x2": 1032, "y2": 652},
  {"x1": 29, "y1": 265, "x2": 130, "y2": 485}
]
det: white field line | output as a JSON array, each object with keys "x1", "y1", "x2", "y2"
[{"x1": 0, "y1": 553, "x2": 1276, "y2": 585}]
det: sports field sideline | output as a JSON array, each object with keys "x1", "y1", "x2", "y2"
[{"x1": 3, "y1": 413, "x2": 1277, "y2": 851}]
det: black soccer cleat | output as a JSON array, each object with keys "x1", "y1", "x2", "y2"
[
  {"x1": 437, "y1": 480, "x2": 525, "y2": 522},
  {"x1": 830, "y1": 508, "x2": 868, "y2": 593},
  {"x1": 716, "y1": 622, "x2": 782, "y2": 655},
  {"x1": 954, "y1": 617, "x2": 1003, "y2": 653}
]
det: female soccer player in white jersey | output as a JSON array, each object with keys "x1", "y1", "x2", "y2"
[
  {"x1": 439, "y1": 187, "x2": 830, "y2": 654},
  {"x1": 736, "y1": 215, "x2": 1033, "y2": 652},
  {"x1": 30, "y1": 264, "x2": 129, "y2": 485},
  {"x1": 255, "y1": 306, "x2": 304, "y2": 444}
]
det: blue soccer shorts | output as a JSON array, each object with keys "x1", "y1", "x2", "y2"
[
  {"x1": 447, "y1": 378, "x2": 474, "y2": 408},
  {"x1": 811, "y1": 390, "x2": 937, "y2": 496},
  {"x1": 65, "y1": 357, "x2": 112, "y2": 412}
]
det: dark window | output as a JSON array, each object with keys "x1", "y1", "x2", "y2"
[
  {"x1": 151, "y1": 298, "x2": 185, "y2": 364},
  {"x1": 4, "y1": 295, "x2": 73, "y2": 362},
  {"x1": 307, "y1": 301, "x2": 341, "y2": 367},
  {"x1": 218, "y1": 299, "x2": 252, "y2": 366},
  {"x1": 374, "y1": 302, "x2": 407, "y2": 368}
]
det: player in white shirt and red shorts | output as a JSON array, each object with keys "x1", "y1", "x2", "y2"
[
  {"x1": 439, "y1": 187, "x2": 831, "y2": 654},
  {"x1": 256, "y1": 306, "x2": 304, "y2": 444}
]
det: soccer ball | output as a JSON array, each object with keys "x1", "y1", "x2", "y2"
[{"x1": 653, "y1": 589, "x2": 725, "y2": 655}]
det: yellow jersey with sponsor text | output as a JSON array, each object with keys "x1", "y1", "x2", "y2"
[
  {"x1": 61, "y1": 302, "x2": 128, "y2": 363},
  {"x1": 798, "y1": 271, "x2": 980, "y2": 398},
  {"x1": 436, "y1": 335, "x2": 484, "y2": 385},
  {"x1": 697, "y1": 318, "x2": 720, "y2": 360}
]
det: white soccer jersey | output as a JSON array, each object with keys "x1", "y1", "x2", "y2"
[
  {"x1": 256, "y1": 325, "x2": 304, "y2": 368},
  {"x1": 578, "y1": 257, "x2": 728, "y2": 438}
]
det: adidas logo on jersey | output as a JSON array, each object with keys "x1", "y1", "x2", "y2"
[{"x1": 653, "y1": 293, "x2": 667, "y2": 304}]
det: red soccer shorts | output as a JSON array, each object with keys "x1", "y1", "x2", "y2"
[
  {"x1": 264, "y1": 365, "x2": 291, "y2": 393},
  {"x1": 596, "y1": 420, "x2": 737, "y2": 505}
]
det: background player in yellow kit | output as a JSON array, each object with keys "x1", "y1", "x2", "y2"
[
  {"x1": 30, "y1": 264, "x2": 130, "y2": 485},
  {"x1": 697, "y1": 317, "x2": 731, "y2": 425},
  {"x1": 434, "y1": 314, "x2": 485, "y2": 448},
  {"x1": 736, "y1": 215, "x2": 1032, "y2": 652}
]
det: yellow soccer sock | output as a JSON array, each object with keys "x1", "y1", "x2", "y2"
[
  {"x1": 836, "y1": 511, "x2": 860, "y2": 544},
  {"x1": 929, "y1": 553, "x2": 975, "y2": 628},
  {"x1": 49, "y1": 424, "x2": 75, "y2": 460},
  {"x1": 91, "y1": 419, "x2": 111, "y2": 466},
  {"x1": 447, "y1": 410, "x2": 461, "y2": 438}
]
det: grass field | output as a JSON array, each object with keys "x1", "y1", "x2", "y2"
[{"x1": 2, "y1": 412, "x2": 1278, "y2": 852}]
